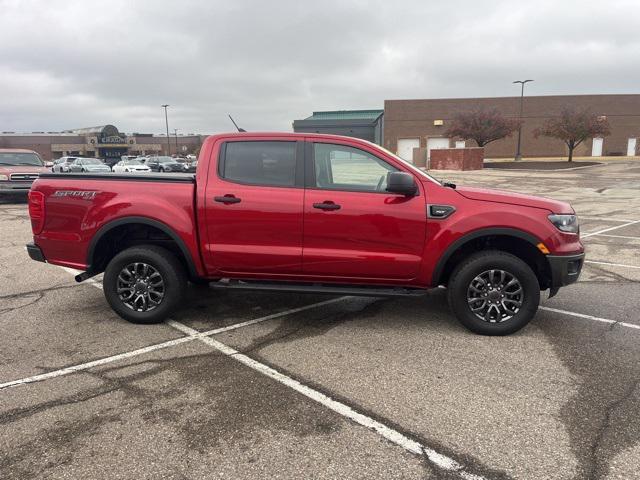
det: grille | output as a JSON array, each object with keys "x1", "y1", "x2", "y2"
[{"x1": 9, "y1": 173, "x2": 39, "y2": 181}]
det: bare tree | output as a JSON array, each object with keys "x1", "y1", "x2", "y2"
[
  {"x1": 534, "y1": 107, "x2": 611, "y2": 162},
  {"x1": 445, "y1": 108, "x2": 521, "y2": 148}
]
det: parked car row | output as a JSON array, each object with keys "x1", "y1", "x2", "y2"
[
  {"x1": 50, "y1": 155, "x2": 198, "y2": 174},
  {"x1": 0, "y1": 148, "x2": 197, "y2": 196}
]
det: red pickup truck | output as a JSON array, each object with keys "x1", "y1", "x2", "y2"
[
  {"x1": 0, "y1": 148, "x2": 51, "y2": 195},
  {"x1": 26, "y1": 132, "x2": 584, "y2": 335}
]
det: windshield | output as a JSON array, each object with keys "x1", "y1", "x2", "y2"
[
  {"x1": 0, "y1": 152, "x2": 43, "y2": 166},
  {"x1": 82, "y1": 159, "x2": 103, "y2": 165},
  {"x1": 127, "y1": 160, "x2": 143, "y2": 165}
]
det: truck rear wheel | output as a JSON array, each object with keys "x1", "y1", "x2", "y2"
[
  {"x1": 447, "y1": 250, "x2": 540, "y2": 335},
  {"x1": 103, "y1": 245, "x2": 186, "y2": 324}
]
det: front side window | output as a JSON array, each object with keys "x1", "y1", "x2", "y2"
[
  {"x1": 222, "y1": 141, "x2": 296, "y2": 187},
  {"x1": 313, "y1": 143, "x2": 397, "y2": 192}
]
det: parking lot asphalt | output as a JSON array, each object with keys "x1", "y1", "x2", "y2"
[{"x1": 1, "y1": 161, "x2": 639, "y2": 480}]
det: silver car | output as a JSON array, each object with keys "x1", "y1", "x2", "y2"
[{"x1": 68, "y1": 158, "x2": 112, "y2": 173}]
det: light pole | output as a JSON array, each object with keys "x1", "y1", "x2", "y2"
[
  {"x1": 513, "y1": 79, "x2": 533, "y2": 161},
  {"x1": 161, "y1": 104, "x2": 170, "y2": 155},
  {"x1": 173, "y1": 129, "x2": 179, "y2": 156}
]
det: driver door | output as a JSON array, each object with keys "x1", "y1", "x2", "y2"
[{"x1": 302, "y1": 141, "x2": 427, "y2": 281}]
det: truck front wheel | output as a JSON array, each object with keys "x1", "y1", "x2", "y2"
[
  {"x1": 447, "y1": 250, "x2": 540, "y2": 335},
  {"x1": 103, "y1": 245, "x2": 186, "y2": 324}
]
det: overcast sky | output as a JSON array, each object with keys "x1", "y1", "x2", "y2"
[{"x1": 1, "y1": 0, "x2": 638, "y2": 134}]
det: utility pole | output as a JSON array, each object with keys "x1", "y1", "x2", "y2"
[
  {"x1": 174, "y1": 129, "x2": 179, "y2": 156},
  {"x1": 161, "y1": 104, "x2": 170, "y2": 155},
  {"x1": 513, "y1": 80, "x2": 533, "y2": 161}
]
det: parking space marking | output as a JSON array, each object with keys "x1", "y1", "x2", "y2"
[
  {"x1": 166, "y1": 319, "x2": 486, "y2": 480},
  {"x1": 582, "y1": 219, "x2": 640, "y2": 238},
  {"x1": 540, "y1": 306, "x2": 640, "y2": 330},
  {"x1": 579, "y1": 216, "x2": 639, "y2": 223},
  {"x1": 0, "y1": 296, "x2": 350, "y2": 390},
  {"x1": 593, "y1": 233, "x2": 640, "y2": 240},
  {"x1": 0, "y1": 336, "x2": 194, "y2": 390},
  {"x1": 584, "y1": 259, "x2": 640, "y2": 269}
]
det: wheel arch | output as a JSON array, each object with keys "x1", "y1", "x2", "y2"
[
  {"x1": 431, "y1": 228, "x2": 551, "y2": 289},
  {"x1": 87, "y1": 216, "x2": 199, "y2": 279}
]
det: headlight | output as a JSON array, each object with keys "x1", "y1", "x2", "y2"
[
  {"x1": 0, "y1": 174, "x2": 8, "y2": 181},
  {"x1": 548, "y1": 214, "x2": 579, "y2": 234}
]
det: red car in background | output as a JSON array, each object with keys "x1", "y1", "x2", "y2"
[{"x1": 0, "y1": 148, "x2": 51, "y2": 195}]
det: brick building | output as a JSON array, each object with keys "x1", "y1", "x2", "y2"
[
  {"x1": 0, "y1": 125, "x2": 206, "y2": 161},
  {"x1": 384, "y1": 94, "x2": 640, "y2": 161}
]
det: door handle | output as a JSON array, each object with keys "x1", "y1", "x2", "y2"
[
  {"x1": 313, "y1": 201, "x2": 341, "y2": 211},
  {"x1": 214, "y1": 195, "x2": 241, "y2": 204}
]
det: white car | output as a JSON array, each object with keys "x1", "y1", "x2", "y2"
[{"x1": 112, "y1": 159, "x2": 151, "y2": 173}]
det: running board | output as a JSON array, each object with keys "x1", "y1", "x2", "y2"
[{"x1": 209, "y1": 279, "x2": 428, "y2": 298}]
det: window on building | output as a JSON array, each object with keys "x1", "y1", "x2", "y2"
[
  {"x1": 313, "y1": 143, "x2": 397, "y2": 192},
  {"x1": 222, "y1": 141, "x2": 296, "y2": 187}
]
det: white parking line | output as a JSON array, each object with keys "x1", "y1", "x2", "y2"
[
  {"x1": 0, "y1": 296, "x2": 349, "y2": 390},
  {"x1": 582, "y1": 219, "x2": 640, "y2": 238},
  {"x1": 540, "y1": 306, "x2": 640, "y2": 330},
  {"x1": 593, "y1": 233, "x2": 640, "y2": 240},
  {"x1": 580, "y1": 216, "x2": 639, "y2": 223},
  {"x1": 167, "y1": 320, "x2": 486, "y2": 480},
  {"x1": 0, "y1": 336, "x2": 193, "y2": 389},
  {"x1": 584, "y1": 260, "x2": 640, "y2": 270}
]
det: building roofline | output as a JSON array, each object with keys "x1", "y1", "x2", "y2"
[{"x1": 385, "y1": 93, "x2": 640, "y2": 102}]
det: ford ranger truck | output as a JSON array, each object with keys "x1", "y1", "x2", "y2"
[{"x1": 26, "y1": 133, "x2": 584, "y2": 335}]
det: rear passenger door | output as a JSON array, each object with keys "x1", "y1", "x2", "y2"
[{"x1": 204, "y1": 139, "x2": 305, "y2": 275}]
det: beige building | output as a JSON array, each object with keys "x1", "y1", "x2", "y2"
[{"x1": 0, "y1": 125, "x2": 206, "y2": 161}]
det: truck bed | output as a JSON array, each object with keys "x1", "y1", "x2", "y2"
[
  {"x1": 38, "y1": 172, "x2": 196, "y2": 183},
  {"x1": 29, "y1": 172, "x2": 200, "y2": 272}
]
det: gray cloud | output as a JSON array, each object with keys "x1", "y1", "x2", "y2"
[{"x1": 1, "y1": 0, "x2": 638, "y2": 134}]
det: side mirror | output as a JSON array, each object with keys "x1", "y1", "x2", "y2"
[{"x1": 386, "y1": 171, "x2": 417, "y2": 196}]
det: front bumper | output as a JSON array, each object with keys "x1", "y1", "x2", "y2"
[
  {"x1": 547, "y1": 253, "x2": 585, "y2": 289},
  {"x1": 26, "y1": 243, "x2": 46, "y2": 263},
  {"x1": 0, "y1": 181, "x2": 33, "y2": 192}
]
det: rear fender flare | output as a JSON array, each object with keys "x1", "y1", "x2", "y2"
[{"x1": 87, "y1": 216, "x2": 199, "y2": 278}]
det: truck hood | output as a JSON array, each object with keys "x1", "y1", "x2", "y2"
[
  {"x1": 0, "y1": 165, "x2": 50, "y2": 175},
  {"x1": 455, "y1": 186, "x2": 574, "y2": 214}
]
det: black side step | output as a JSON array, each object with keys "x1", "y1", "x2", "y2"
[{"x1": 209, "y1": 280, "x2": 428, "y2": 298}]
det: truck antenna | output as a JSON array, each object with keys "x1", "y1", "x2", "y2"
[{"x1": 228, "y1": 114, "x2": 246, "y2": 132}]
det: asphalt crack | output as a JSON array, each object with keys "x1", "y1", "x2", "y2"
[{"x1": 586, "y1": 378, "x2": 640, "y2": 480}]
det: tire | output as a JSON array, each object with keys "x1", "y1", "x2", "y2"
[
  {"x1": 159, "y1": 167, "x2": 165, "y2": 173},
  {"x1": 103, "y1": 245, "x2": 186, "y2": 324},
  {"x1": 447, "y1": 250, "x2": 540, "y2": 336}
]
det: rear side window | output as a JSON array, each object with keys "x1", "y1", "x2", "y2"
[{"x1": 222, "y1": 141, "x2": 296, "y2": 187}]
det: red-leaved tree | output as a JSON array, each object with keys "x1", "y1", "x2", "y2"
[
  {"x1": 445, "y1": 108, "x2": 521, "y2": 148},
  {"x1": 533, "y1": 107, "x2": 611, "y2": 162}
]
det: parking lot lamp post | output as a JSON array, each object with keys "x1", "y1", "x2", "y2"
[
  {"x1": 161, "y1": 104, "x2": 171, "y2": 155},
  {"x1": 174, "y1": 129, "x2": 179, "y2": 156},
  {"x1": 513, "y1": 79, "x2": 533, "y2": 161}
]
